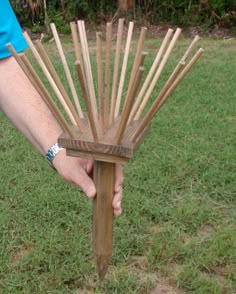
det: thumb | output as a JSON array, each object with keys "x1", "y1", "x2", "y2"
[{"x1": 75, "y1": 167, "x2": 96, "y2": 198}]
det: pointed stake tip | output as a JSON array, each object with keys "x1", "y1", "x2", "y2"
[{"x1": 96, "y1": 255, "x2": 111, "y2": 281}]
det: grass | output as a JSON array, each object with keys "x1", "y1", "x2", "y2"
[{"x1": 0, "y1": 33, "x2": 235, "y2": 293}]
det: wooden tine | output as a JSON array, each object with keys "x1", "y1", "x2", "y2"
[
  {"x1": 134, "y1": 28, "x2": 182, "y2": 121},
  {"x1": 77, "y1": 20, "x2": 98, "y2": 120},
  {"x1": 7, "y1": 44, "x2": 74, "y2": 138},
  {"x1": 96, "y1": 32, "x2": 105, "y2": 133},
  {"x1": 153, "y1": 34, "x2": 201, "y2": 105},
  {"x1": 50, "y1": 23, "x2": 83, "y2": 118},
  {"x1": 127, "y1": 28, "x2": 174, "y2": 125},
  {"x1": 23, "y1": 31, "x2": 83, "y2": 131},
  {"x1": 131, "y1": 48, "x2": 204, "y2": 143},
  {"x1": 104, "y1": 22, "x2": 113, "y2": 130},
  {"x1": 35, "y1": 40, "x2": 84, "y2": 131},
  {"x1": 75, "y1": 61, "x2": 98, "y2": 142},
  {"x1": 110, "y1": 18, "x2": 124, "y2": 123},
  {"x1": 116, "y1": 66, "x2": 145, "y2": 144},
  {"x1": 133, "y1": 34, "x2": 201, "y2": 123},
  {"x1": 125, "y1": 27, "x2": 147, "y2": 105},
  {"x1": 70, "y1": 21, "x2": 83, "y2": 63},
  {"x1": 181, "y1": 35, "x2": 201, "y2": 63},
  {"x1": 81, "y1": 21, "x2": 99, "y2": 119},
  {"x1": 114, "y1": 21, "x2": 134, "y2": 118}
]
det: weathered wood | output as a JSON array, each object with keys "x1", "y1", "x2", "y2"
[
  {"x1": 93, "y1": 161, "x2": 115, "y2": 280},
  {"x1": 58, "y1": 117, "x2": 150, "y2": 162}
]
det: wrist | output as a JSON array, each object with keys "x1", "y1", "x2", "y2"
[{"x1": 46, "y1": 142, "x2": 64, "y2": 168}]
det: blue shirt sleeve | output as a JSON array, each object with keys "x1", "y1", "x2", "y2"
[{"x1": 0, "y1": 0, "x2": 29, "y2": 59}]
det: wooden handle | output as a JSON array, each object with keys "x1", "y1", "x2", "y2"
[{"x1": 93, "y1": 161, "x2": 115, "y2": 280}]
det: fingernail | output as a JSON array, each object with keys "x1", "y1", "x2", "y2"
[{"x1": 117, "y1": 201, "x2": 121, "y2": 209}]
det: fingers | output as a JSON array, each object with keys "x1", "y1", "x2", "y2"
[
  {"x1": 53, "y1": 153, "x2": 96, "y2": 198},
  {"x1": 113, "y1": 164, "x2": 124, "y2": 216},
  {"x1": 115, "y1": 164, "x2": 124, "y2": 192},
  {"x1": 54, "y1": 152, "x2": 123, "y2": 215}
]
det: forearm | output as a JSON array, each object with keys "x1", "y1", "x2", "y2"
[{"x1": 0, "y1": 56, "x2": 62, "y2": 155}]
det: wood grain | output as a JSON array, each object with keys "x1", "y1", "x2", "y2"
[{"x1": 93, "y1": 161, "x2": 115, "y2": 280}]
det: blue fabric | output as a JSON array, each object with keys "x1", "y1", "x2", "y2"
[{"x1": 0, "y1": 0, "x2": 28, "y2": 58}]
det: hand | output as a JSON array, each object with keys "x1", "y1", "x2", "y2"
[{"x1": 53, "y1": 149, "x2": 123, "y2": 216}]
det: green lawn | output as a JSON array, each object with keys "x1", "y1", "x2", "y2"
[{"x1": 0, "y1": 32, "x2": 235, "y2": 293}]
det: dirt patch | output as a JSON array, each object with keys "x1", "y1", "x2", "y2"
[
  {"x1": 128, "y1": 255, "x2": 149, "y2": 271},
  {"x1": 150, "y1": 276, "x2": 184, "y2": 294},
  {"x1": 198, "y1": 224, "x2": 215, "y2": 237},
  {"x1": 11, "y1": 242, "x2": 35, "y2": 264}
]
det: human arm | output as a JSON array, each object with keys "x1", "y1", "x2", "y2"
[{"x1": 0, "y1": 56, "x2": 123, "y2": 215}]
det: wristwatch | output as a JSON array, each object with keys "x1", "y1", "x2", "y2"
[{"x1": 46, "y1": 143, "x2": 64, "y2": 168}]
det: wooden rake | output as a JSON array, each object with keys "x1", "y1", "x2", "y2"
[{"x1": 8, "y1": 19, "x2": 204, "y2": 280}]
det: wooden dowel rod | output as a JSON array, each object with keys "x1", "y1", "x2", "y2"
[
  {"x1": 104, "y1": 22, "x2": 112, "y2": 130},
  {"x1": 75, "y1": 61, "x2": 98, "y2": 142},
  {"x1": 124, "y1": 51, "x2": 148, "y2": 125},
  {"x1": 7, "y1": 45, "x2": 74, "y2": 138},
  {"x1": 23, "y1": 31, "x2": 80, "y2": 129},
  {"x1": 50, "y1": 23, "x2": 83, "y2": 118},
  {"x1": 96, "y1": 32, "x2": 105, "y2": 133},
  {"x1": 70, "y1": 21, "x2": 83, "y2": 62},
  {"x1": 127, "y1": 28, "x2": 174, "y2": 125},
  {"x1": 153, "y1": 35, "x2": 201, "y2": 103},
  {"x1": 134, "y1": 28, "x2": 182, "y2": 121},
  {"x1": 181, "y1": 35, "x2": 201, "y2": 63},
  {"x1": 20, "y1": 55, "x2": 75, "y2": 138},
  {"x1": 35, "y1": 40, "x2": 84, "y2": 132},
  {"x1": 129, "y1": 34, "x2": 200, "y2": 125},
  {"x1": 77, "y1": 20, "x2": 98, "y2": 120},
  {"x1": 116, "y1": 66, "x2": 145, "y2": 144},
  {"x1": 125, "y1": 27, "x2": 147, "y2": 101},
  {"x1": 110, "y1": 18, "x2": 124, "y2": 123},
  {"x1": 93, "y1": 161, "x2": 115, "y2": 281},
  {"x1": 139, "y1": 51, "x2": 148, "y2": 67},
  {"x1": 81, "y1": 21, "x2": 98, "y2": 119},
  {"x1": 114, "y1": 21, "x2": 134, "y2": 118},
  {"x1": 131, "y1": 48, "x2": 204, "y2": 143}
]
